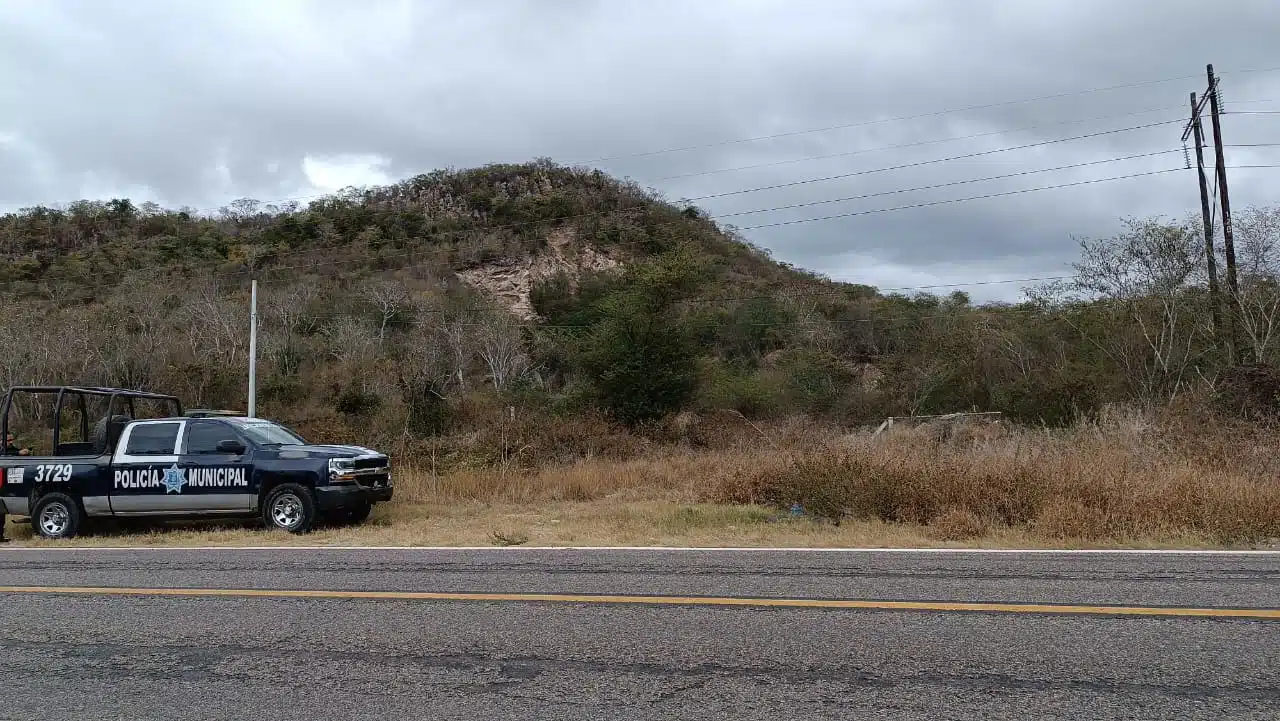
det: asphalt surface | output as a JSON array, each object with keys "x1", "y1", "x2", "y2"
[{"x1": 0, "y1": 548, "x2": 1277, "y2": 720}]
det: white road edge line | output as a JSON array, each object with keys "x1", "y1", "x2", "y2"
[{"x1": 1, "y1": 546, "x2": 1278, "y2": 554}]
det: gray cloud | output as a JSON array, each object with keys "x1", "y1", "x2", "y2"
[{"x1": 2, "y1": 0, "x2": 1279, "y2": 299}]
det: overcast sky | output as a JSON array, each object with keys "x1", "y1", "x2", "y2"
[{"x1": 3, "y1": 0, "x2": 1279, "y2": 300}]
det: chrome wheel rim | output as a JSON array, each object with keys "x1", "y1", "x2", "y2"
[
  {"x1": 39, "y1": 502, "x2": 71, "y2": 536},
  {"x1": 271, "y1": 494, "x2": 303, "y2": 529}
]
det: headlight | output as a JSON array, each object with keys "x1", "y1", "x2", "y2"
[{"x1": 328, "y1": 458, "x2": 356, "y2": 481}]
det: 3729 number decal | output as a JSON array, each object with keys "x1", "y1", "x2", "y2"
[{"x1": 34, "y1": 464, "x2": 73, "y2": 483}]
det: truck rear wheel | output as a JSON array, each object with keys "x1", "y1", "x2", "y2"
[
  {"x1": 32, "y1": 493, "x2": 84, "y2": 540},
  {"x1": 263, "y1": 483, "x2": 316, "y2": 534}
]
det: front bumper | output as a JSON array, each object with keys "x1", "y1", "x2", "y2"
[{"x1": 314, "y1": 482, "x2": 393, "y2": 511}]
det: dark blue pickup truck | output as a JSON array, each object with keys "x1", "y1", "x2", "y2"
[{"x1": 0, "y1": 386, "x2": 392, "y2": 539}]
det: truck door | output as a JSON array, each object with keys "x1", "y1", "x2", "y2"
[
  {"x1": 178, "y1": 421, "x2": 254, "y2": 512},
  {"x1": 109, "y1": 420, "x2": 187, "y2": 514}
]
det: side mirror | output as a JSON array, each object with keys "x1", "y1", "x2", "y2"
[{"x1": 216, "y1": 440, "x2": 247, "y2": 455}]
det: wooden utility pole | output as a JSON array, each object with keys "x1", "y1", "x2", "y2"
[
  {"x1": 1206, "y1": 63, "x2": 1242, "y2": 362},
  {"x1": 1189, "y1": 91, "x2": 1224, "y2": 347}
]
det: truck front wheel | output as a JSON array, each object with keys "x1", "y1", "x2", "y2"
[
  {"x1": 32, "y1": 493, "x2": 84, "y2": 540},
  {"x1": 263, "y1": 484, "x2": 317, "y2": 534}
]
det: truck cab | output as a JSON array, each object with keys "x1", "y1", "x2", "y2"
[{"x1": 0, "y1": 386, "x2": 392, "y2": 540}]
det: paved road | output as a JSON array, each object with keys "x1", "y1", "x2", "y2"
[{"x1": 0, "y1": 548, "x2": 1277, "y2": 720}]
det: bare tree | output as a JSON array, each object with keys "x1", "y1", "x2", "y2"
[
  {"x1": 1232, "y1": 205, "x2": 1280, "y2": 363},
  {"x1": 264, "y1": 283, "x2": 321, "y2": 336},
  {"x1": 0, "y1": 300, "x2": 36, "y2": 390},
  {"x1": 175, "y1": 281, "x2": 248, "y2": 369},
  {"x1": 905, "y1": 360, "x2": 951, "y2": 416},
  {"x1": 1060, "y1": 218, "x2": 1210, "y2": 403},
  {"x1": 93, "y1": 286, "x2": 172, "y2": 390},
  {"x1": 1234, "y1": 205, "x2": 1280, "y2": 279},
  {"x1": 1072, "y1": 218, "x2": 1203, "y2": 299},
  {"x1": 322, "y1": 316, "x2": 380, "y2": 366},
  {"x1": 441, "y1": 316, "x2": 474, "y2": 391},
  {"x1": 237, "y1": 243, "x2": 271, "y2": 272},
  {"x1": 221, "y1": 198, "x2": 261, "y2": 222},
  {"x1": 475, "y1": 312, "x2": 533, "y2": 391},
  {"x1": 978, "y1": 316, "x2": 1036, "y2": 380},
  {"x1": 362, "y1": 279, "x2": 411, "y2": 342},
  {"x1": 1234, "y1": 280, "x2": 1280, "y2": 363}
]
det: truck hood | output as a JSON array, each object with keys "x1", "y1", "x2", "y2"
[{"x1": 271, "y1": 444, "x2": 386, "y2": 460}]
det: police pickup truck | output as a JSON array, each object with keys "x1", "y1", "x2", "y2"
[{"x1": 0, "y1": 386, "x2": 392, "y2": 539}]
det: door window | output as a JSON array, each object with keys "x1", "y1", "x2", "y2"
[
  {"x1": 183, "y1": 422, "x2": 239, "y2": 455},
  {"x1": 124, "y1": 422, "x2": 180, "y2": 456}
]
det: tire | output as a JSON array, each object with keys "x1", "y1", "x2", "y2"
[
  {"x1": 327, "y1": 502, "x2": 372, "y2": 527},
  {"x1": 32, "y1": 493, "x2": 84, "y2": 540},
  {"x1": 262, "y1": 483, "x2": 317, "y2": 534}
]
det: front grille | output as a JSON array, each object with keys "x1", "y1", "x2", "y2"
[{"x1": 353, "y1": 455, "x2": 387, "y2": 470}]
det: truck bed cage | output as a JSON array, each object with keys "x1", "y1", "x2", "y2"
[
  {"x1": 184, "y1": 409, "x2": 244, "y2": 418},
  {"x1": 1, "y1": 385, "x2": 184, "y2": 457}
]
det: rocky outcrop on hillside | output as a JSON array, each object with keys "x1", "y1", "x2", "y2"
[{"x1": 455, "y1": 228, "x2": 619, "y2": 320}]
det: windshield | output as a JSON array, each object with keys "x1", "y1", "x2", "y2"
[{"x1": 239, "y1": 422, "x2": 306, "y2": 446}]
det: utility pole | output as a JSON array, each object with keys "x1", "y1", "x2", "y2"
[
  {"x1": 1206, "y1": 63, "x2": 1242, "y2": 362},
  {"x1": 1188, "y1": 91, "x2": 1223, "y2": 345},
  {"x1": 248, "y1": 279, "x2": 258, "y2": 418}
]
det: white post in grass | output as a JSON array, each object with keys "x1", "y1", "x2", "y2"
[{"x1": 248, "y1": 279, "x2": 258, "y2": 418}]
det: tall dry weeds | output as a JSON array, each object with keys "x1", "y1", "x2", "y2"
[
  {"x1": 706, "y1": 414, "x2": 1280, "y2": 543},
  {"x1": 387, "y1": 411, "x2": 1279, "y2": 545}
]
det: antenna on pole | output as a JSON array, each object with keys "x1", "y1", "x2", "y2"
[{"x1": 248, "y1": 279, "x2": 259, "y2": 418}]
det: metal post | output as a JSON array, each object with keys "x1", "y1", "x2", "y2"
[
  {"x1": 1207, "y1": 64, "x2": 1241, "y2": 362},
  {"x1": 1190, "y1": 92, "x2": 1223, "y2": 346},
  {"x1": 248, "y1": 279, "x2": 258, "y2": 418}
]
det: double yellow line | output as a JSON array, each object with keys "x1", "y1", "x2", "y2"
[{"x1": 2, "y1": 585, "x2": 1277, "y2": 618}]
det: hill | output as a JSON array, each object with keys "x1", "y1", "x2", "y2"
[
  {"x1": 0, "y1": 161, "x2": 944, "y2": 443},
  {"x1": 1, "y1": 160, "x2": 1276, "y2": 464}
]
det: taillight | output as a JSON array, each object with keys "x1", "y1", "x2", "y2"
[{"x1": 0, "y1": 468, "x2": 6, "y2": 488}]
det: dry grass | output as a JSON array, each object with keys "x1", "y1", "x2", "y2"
[
  {"x1": 5, "y1": 410, "x2": 1278, "y2": 549},
  {"x1": 6, "y1": 499, "x2": 1220, "y2": 550},
  {"x1": 709, "y1": 410, "x2": 1280, "y2": 545}
]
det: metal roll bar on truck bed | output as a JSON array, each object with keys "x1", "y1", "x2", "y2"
[{"x1": 1, "y1": 386, "x2": 183, "y2": 457}]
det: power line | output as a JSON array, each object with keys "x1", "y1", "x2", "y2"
[
  {"x1": 715, "y1": 149, "x2": 1185, "y2": 219},
  {"x1": 736, "y1": 166, "x2": 1280, "y2": 232},
  {"x1": 735, "y1": 168, "x2": 1182, "y2": 231},
  {"x1": 650, "y1": 105, "x2": 1185, "y2": 182},
  {"x1": 686, "y1": 119, "x2": 1183, "y2": 201}
]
